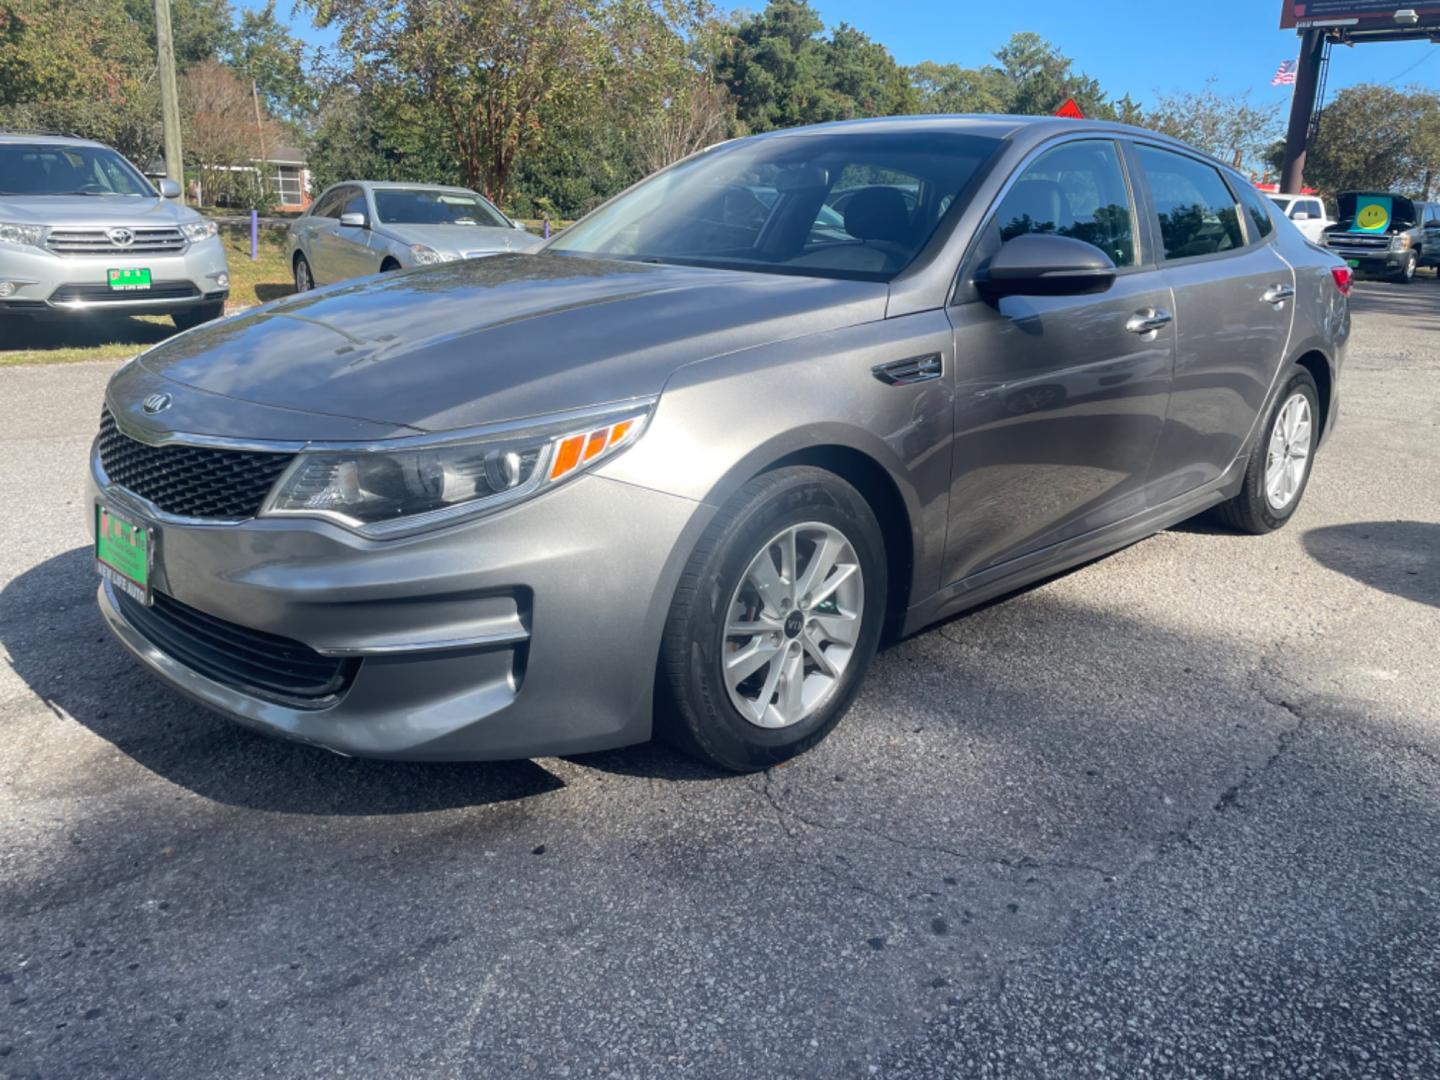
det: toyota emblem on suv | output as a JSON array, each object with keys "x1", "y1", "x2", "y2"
[
  {"x1": 107, "y1": 227, "x2": 135, "y2": 247},
  {"x1": 142, "y1": 393, "x2": 172, "y2": 414}
]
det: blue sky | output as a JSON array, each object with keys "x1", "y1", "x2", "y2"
[{"x1": 248, "y1": 0, "x2": 1437, "y2": 109}]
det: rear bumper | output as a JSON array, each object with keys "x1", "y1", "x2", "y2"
[
  {"x1": 91, "y1": 455, "x2": 713, "y2": 761},
  {"x1": 0, "y1": 237, "x2": 229, "y2": 315}
]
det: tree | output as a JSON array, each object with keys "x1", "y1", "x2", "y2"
[
  {"x1": 0, "y1": 0, "x2": 160, "y2": 162},
  {"x1": 227, "y1": 0, "x2": 313, "y2": 125},
  {"x1": 123, "y1": 0, "x2": 233, "y2": 67},
  {"x1": 714, "y1": 0, "x2": 911, "y2": 132},
  {"x1": 1145, "y1": 80, "x2": 1281, "y2": 172},
  {"x1": 909, "y1": 61, "x2": 1007, "y2": 115},
  {"x1": 182, "y1": 58, "x2": 287, "y2": 206},
  {"x1": 1306, "y1": 83, "x2": 1440, "y2": 196},
  {"x1": 309, "y1": 0, "x2": 606, "y2": 208},
  {"x1": 991, "y1": 32, "x2": 1112, "y2": 118}
]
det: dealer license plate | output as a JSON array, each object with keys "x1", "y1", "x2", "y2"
[
  {"x1": 95, "y1": 504, "x2": 152, "y2": 605},
  {"x1": 107, "y1": 268, "x2": 152, "y2": 291}
]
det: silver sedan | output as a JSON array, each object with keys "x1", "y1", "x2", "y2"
[
  {"x1": 92, "y1": 116, "x2": 1349, "y2": 772},
  {"x1": 286, "y1": 181, "x2": 542, "y2": 289}
]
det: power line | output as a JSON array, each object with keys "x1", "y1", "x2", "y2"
[{"x1": 1381, "y1": 48, "x2": 1436, "y2": 85}]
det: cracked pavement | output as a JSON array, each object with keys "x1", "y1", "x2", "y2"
[{"x1": 2, "y1": 276, "x2": 1438, "y2": 1078}]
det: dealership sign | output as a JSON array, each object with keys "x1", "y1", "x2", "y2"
[{"x1": 1282, "y1": 0, "x2": 1440, "y2": 27}]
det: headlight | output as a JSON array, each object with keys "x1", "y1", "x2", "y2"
[
  {"x1": 0, "y1": 222, "x2": 43, "y2": 248},
  {"x1": 262, "y1": 403, "x2": 652, "y2": 537},
  {"x1": 409, "y1": 244, "x2": 457, "y2": 265},
  {"x1": 1390, "y1": 233, "x2": 1412, "y2": 252},
  {"x1": 181, "y1": 220, "x2": 218, "y2": 242}
]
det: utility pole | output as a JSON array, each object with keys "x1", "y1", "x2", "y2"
[
  {"x1": 1279, "y1": 29, "x2": 1327, "y2": 195},
  {"x1": 153, "y1": 0, "x2": 185, "y2": 203}
]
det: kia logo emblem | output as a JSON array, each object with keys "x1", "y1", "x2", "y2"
[
  {"x1": 142, "y1": 393, "x2": 172, "y2": 414},
  {"x1": 108, "y1": 227, "x2": 135, "y2": 247}
]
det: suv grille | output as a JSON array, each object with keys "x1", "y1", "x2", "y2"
[
  {"x1": 114, "y1": 587, "x2": 358, "y2": 706},
  {"x1": 97, "y1": 407, "x2": 294, "y2": 519},
  {"x1": 46, "y1": 226, "x2": 187, "y2": 256}
]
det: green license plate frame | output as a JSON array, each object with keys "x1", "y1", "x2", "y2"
[
  {"x1": 95, "y1": 503, "x2": 153, "y2": 605},
  {"x1": 107, "y1": 267, "x2": 152, "y2": 291}
]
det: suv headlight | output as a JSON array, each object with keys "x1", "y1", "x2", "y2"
[
  {"x1": 1391, "y1": 233, "x2": 1412, "y2": 252},
  {"x1": 261, "y1": 403, "x2": 652, "y2": 537},
  {"x1": 0, "y1": 222, "x2": 43, "y2": 248},
  {"x1": 180, "y1": 220, "x2": 218, "y2": 242},
  {"x1": 409, "y1": 244, "x2": 457, "y2": 265}
]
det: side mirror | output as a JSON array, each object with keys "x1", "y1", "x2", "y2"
[
  {"x1": 513, "y1": 219, "x2": 529, "y2": 230},
  {"x1": 976, "y1": 234, "x2": 1117, "y2": 300},
  {"x1": 157, "y1": 178, "x2": 181, "y2": 199},
  {"x1": 339, "y1": 212, "x2": 368, "y2": 229},
  {"x1": 1292, "y1": 211, "x2": 1311, "y2": 221}
]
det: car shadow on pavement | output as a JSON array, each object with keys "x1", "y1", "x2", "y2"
[
  {"x1": 3, "y1": 315, "x2": 177, "y2": 353},
  {"x1": 1, "y1": 548, "x2": 566, "y2": 814},
  {"x1": 1303, "y1": 521, "x2": 1439, "y2": 610}
]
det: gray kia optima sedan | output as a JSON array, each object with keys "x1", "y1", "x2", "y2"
[{"x1": 90, "y1": 116, "x2": 1350, "y2": 772}]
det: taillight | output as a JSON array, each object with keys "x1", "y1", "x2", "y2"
[{"x1": 1330, "y1": 266, "x2": 1353, "y2": 296}]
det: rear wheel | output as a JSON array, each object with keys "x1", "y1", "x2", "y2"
[
  {"x1": 171, "y1": 301, "x2": 224, "y2": 331},
  {"x1": 657, "y1": 466, "x2": 887, "y2": 772},
  {"x1": 1215, "y1": 365, "x2": 1320, "y2": 535}
]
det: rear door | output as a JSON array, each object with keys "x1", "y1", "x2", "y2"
[
  {"x1": 943, "y1": 138, "x2": 1175, "y2": 584},
  {"x1": 1132, "y1": 144, "x2": 1295, "y2": 505}
]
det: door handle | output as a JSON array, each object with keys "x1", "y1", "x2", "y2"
[
  {"x1": 1125, "y1": 309, "x2": 1173, "y2": 335},
  {"x1": 1262, "y1": 284, "x2": 1296, "y2": 305}
]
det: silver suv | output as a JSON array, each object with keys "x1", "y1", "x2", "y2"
[{"x1": 0, "y1": 133, "x2": 229, "y2": 329}]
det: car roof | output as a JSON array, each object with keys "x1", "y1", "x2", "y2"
[
  {"x1": 332, "y1": 181, "x2": 486, "y2": 195},
  {"x1": 0, "y1": 132, "x2": 111, "y2": 149}
]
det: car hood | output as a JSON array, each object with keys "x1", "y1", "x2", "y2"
[
  {"x1": 0, "y1": 194, "x2": 202, "y2": 226},
  {"x1": 135, "y1": 253, "x2": 888, "y2": 433},
  {"x1": 380, "y1": 222, "x2": 544, "y2": 255}
]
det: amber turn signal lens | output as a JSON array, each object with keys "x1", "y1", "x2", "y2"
[{"x1": 548, "y1": 416, "x2": 644, "y2": 482}]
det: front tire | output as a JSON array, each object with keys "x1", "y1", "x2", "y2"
[
  {"x1": 171, "y1": 301, "x2": 224, "y2": 331},
  {"x1": 1215, "y1": 365, "x2": 1320, "y2": 534},
  {"x1": 293, "y1": 253, "x2": 314, "y2": 292},
  {"x1": 657, "y1": 466, "x2": 887, "y2": 772},
  {"x1": 1393, "y1": 250, "x2": 1418, "y2": 284}
]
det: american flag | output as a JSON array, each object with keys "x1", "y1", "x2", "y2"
[{"x1": 1272, "y1": 59, "x2": 1298, "y2": 86}]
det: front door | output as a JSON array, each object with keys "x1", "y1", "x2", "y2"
[
  {"x1": 1131, "y1": 145, "x2": 1296, "y2": 505},
  {"x1": 943, "y1": 139, "x2": 1174, "y2": 585}
]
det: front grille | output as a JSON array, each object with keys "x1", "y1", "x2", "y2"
[
  {"x1": 97, "y1": 407, "x2": 294, "y2": 519},
  {"x1": 46, "y1": 226, "x2": 187, "y2": 256},
  {"x1": 1326, "y1": 234, "x2": 1390, "y2": 251},
  {"x1": 114, "y1": 587, "x2": 358, "y2": 706},
  {"x1": 51, "y1": 281, "x2": 199, "y2": 305}
]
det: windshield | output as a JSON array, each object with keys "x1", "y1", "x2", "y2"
[
  {"x1": 373, "y1": 188, "x2": 510, "y2": 228},
  {"x1": 0, "y1": 143, "x2": 155, "y2": 197},
  {"x1": 549, "y1": 131, "x2": 1003, "y2": 281}
]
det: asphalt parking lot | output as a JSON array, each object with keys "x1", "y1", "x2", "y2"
[{"x1": 2, "y1": 276, "x2": 1438, "y2": 1078}]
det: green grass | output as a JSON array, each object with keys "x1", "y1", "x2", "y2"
[{"x1": 0, "y1": 225, "x2": 294, "y2": 368}]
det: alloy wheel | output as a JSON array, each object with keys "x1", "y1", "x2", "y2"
[
  {"x1": 722, "y1": 522, "x2": 864, "y2": 730},
  {"x1": 295, "y1": 258, "x2": 312, "y2": 292},
  {"x1": 1264, "y1": 393, "x2": 1313, "y2": 511}
]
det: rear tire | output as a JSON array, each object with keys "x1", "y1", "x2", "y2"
[
  {"x1": 1215, "y1": 365, "x2": 1320, "y2": 535},
  {"x1": 171, "y1": 301, "x2": 224, "y2": 331},
  {"x1": 656, "y1": 466, "x2": 887, "y2": 773}
]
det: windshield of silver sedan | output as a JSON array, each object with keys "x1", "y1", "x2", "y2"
[
  {"x1": 373, "y1": 188, "x2": 511, "y2": 228},
  {"x1": 548, "y1": 131, "x2": 1001, "y2": 281}
]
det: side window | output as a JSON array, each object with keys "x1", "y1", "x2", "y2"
[
  {"x1": 1236, "y1": 183, "x2": 1275, "y2": 241},
  {"x1": 992, "y1": 140, "x2": 1135, "y2": 267},
  {"x1": 311, "y1": 188, "x2": 343, "y2": 219},
  {"x1": 1304, "y1": 200, "x2": 1324, "y2": 219},
  {"x1": 1135, "y1": 145, "x2": 1244, "y2": 260}
]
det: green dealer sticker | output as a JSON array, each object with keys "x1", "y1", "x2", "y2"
[{"x1": 96, "y1": 504, "x2": 151, "y2": 604}]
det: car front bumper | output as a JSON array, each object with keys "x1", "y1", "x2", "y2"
[
  {"x1": 0, "y1": 237, "x2": 229, "y2": 316},
  {"x1": 90, "y1": 455, "x2": 712, "y2": 760},
  {"x1": 1324, "y1": 247, "x2": 1409, "y2": 275}
]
